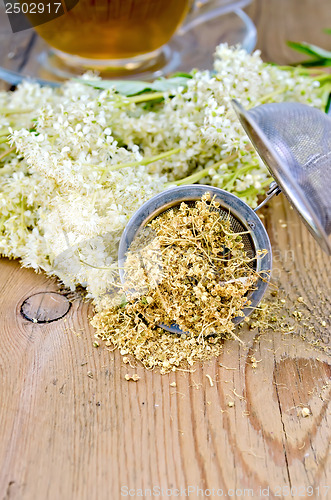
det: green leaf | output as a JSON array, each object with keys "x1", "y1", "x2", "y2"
[
  {"x1": 145, "y1": 76, "x2": 191, "y2": 92},
  {"x1": 324, "y1": 28, "x2": 331, "y2": 35},
  {"x1": 292, "y1": 58, "x2": 331, "y2": 67},
  {"x1": 325, "y1": 92, "x2": 331, "y2": 114},
  {"x1": 120, "y1": 294, "x2": 128, "y2": 308},
  {"x1": 287, "y1": 40, "x2": 331, "y2": 61},
  {"x1": 170, "y1": 72, "x2": 193, "y2": 79},
  {"x1": 78, "y1": 76, "x2": 191, "y2": 96}
]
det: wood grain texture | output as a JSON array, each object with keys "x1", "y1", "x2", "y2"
[
  {"x1": 0, "y1": 1, "x2": 331, "y2": 499},
  {"x1": 246, "y1": 0, "x2": 331, "y2": 65}
]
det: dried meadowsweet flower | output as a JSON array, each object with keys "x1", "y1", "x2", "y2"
[
  {"x1": 124, "y1": 374, "x2": 140, "y2": 382},
  {"x1": 301, "y1": 407, "x2": 311, "y2": 418},
  {"x1": 123, "y1": 194, "x2": 260, "y2": 338},
  {"x1": 92, "y1": 195, "x2": 265, "y2": 372}
]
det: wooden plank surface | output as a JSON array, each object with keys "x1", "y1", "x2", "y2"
[{"x1": 0, "y1": 1, "x2": 331, "y2": 499}]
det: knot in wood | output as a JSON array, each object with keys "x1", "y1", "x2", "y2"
[{"x1": 20, "y1": 292, "x2": 71, "y2": 323}]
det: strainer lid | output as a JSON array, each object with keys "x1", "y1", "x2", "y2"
[{"x1": 232, "y1": 100, "x2": 331, "y2": 255}]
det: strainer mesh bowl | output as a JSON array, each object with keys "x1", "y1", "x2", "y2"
[{"x1": 118, "y1": 185, "x2": 272, "y2": 332}]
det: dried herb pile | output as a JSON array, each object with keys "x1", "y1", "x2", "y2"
[{"x1": 92, "y1": 194, "x2": 266, "y2": 373}]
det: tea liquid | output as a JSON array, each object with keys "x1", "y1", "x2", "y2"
[{"x1": 35, "y1": 0, "x2": 190, "y2": 60}]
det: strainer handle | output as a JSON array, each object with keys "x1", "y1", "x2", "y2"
[{"x1": 254, "y1": 182, "x2": 281, "y2": 212}]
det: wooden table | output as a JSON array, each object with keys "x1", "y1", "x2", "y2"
[{"x1": 0, "y1": 1, "x2": 330, "y2": 499}]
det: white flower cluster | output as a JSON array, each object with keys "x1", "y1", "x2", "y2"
[{"x1": 0, "y1": 45, "x2": 323, "y2": 299}]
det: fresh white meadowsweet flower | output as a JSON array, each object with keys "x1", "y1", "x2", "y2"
[{"x1": 0, "y1": 44, "x2": 324, "y2": 299}]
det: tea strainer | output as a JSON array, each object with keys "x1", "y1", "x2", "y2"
[
  {"x1": 232, "y1": 100, "x2": 331, "y2": 255},
  {"x1": 119, "y1": 100, "x2": 331, "y2": 334},
  {"x1": 118, "y1": 184, "x2": 272, "y2": 333}
]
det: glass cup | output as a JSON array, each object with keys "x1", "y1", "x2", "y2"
[{"x1": 30, "y1": 0, "x2": 252, "y2": 77}]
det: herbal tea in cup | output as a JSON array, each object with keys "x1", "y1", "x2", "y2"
[{"x1": 33, "y1": 0, "x2": 191, "y2": 72}]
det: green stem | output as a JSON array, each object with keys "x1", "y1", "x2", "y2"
[
  {"x1": 111, "y1": 92, "x2": 166, "y2": 108},
  {"x1": 259, "y1": 88, "x2": 287, "y2": 104},
  {"x1": 125, "y1": 92, "x2": 165, "y2": 104},
  {"x1": 313, "y1": 74, "x2": 331, "y2": 83},
  {"x1": 222, "y1": 164, "x2": 257, "y2": 190},
  {"x1": 0, "y1": 108, "x2": 33, "y2": 115},
  {"x1": 236, "y1": 178, "x2": 272, "y2": 198},
  {"x1": 270, "y1": 64, "x2": 327, "y2": 76},
  {"x1": 0, "y1": 128, "x2": 10, "y2": 137},
  {"x1": 0, "y1": 215, "x2": 6, "y2": 232},
  {"x1": 78, "y1": 258, "x2": 113, "y2": 270},
  {"x1": 0, "y1": 164, "x2": 14, "y2": 175},
  {"x1": 106, "y1": 147, "x2": 181, "y2": 173},
  {"x1": 168, "y1": 152, "x2": 239, "y2": 187},
  {"x1": 0, "y1": 146, "x2": 16, "y2": 162}
]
